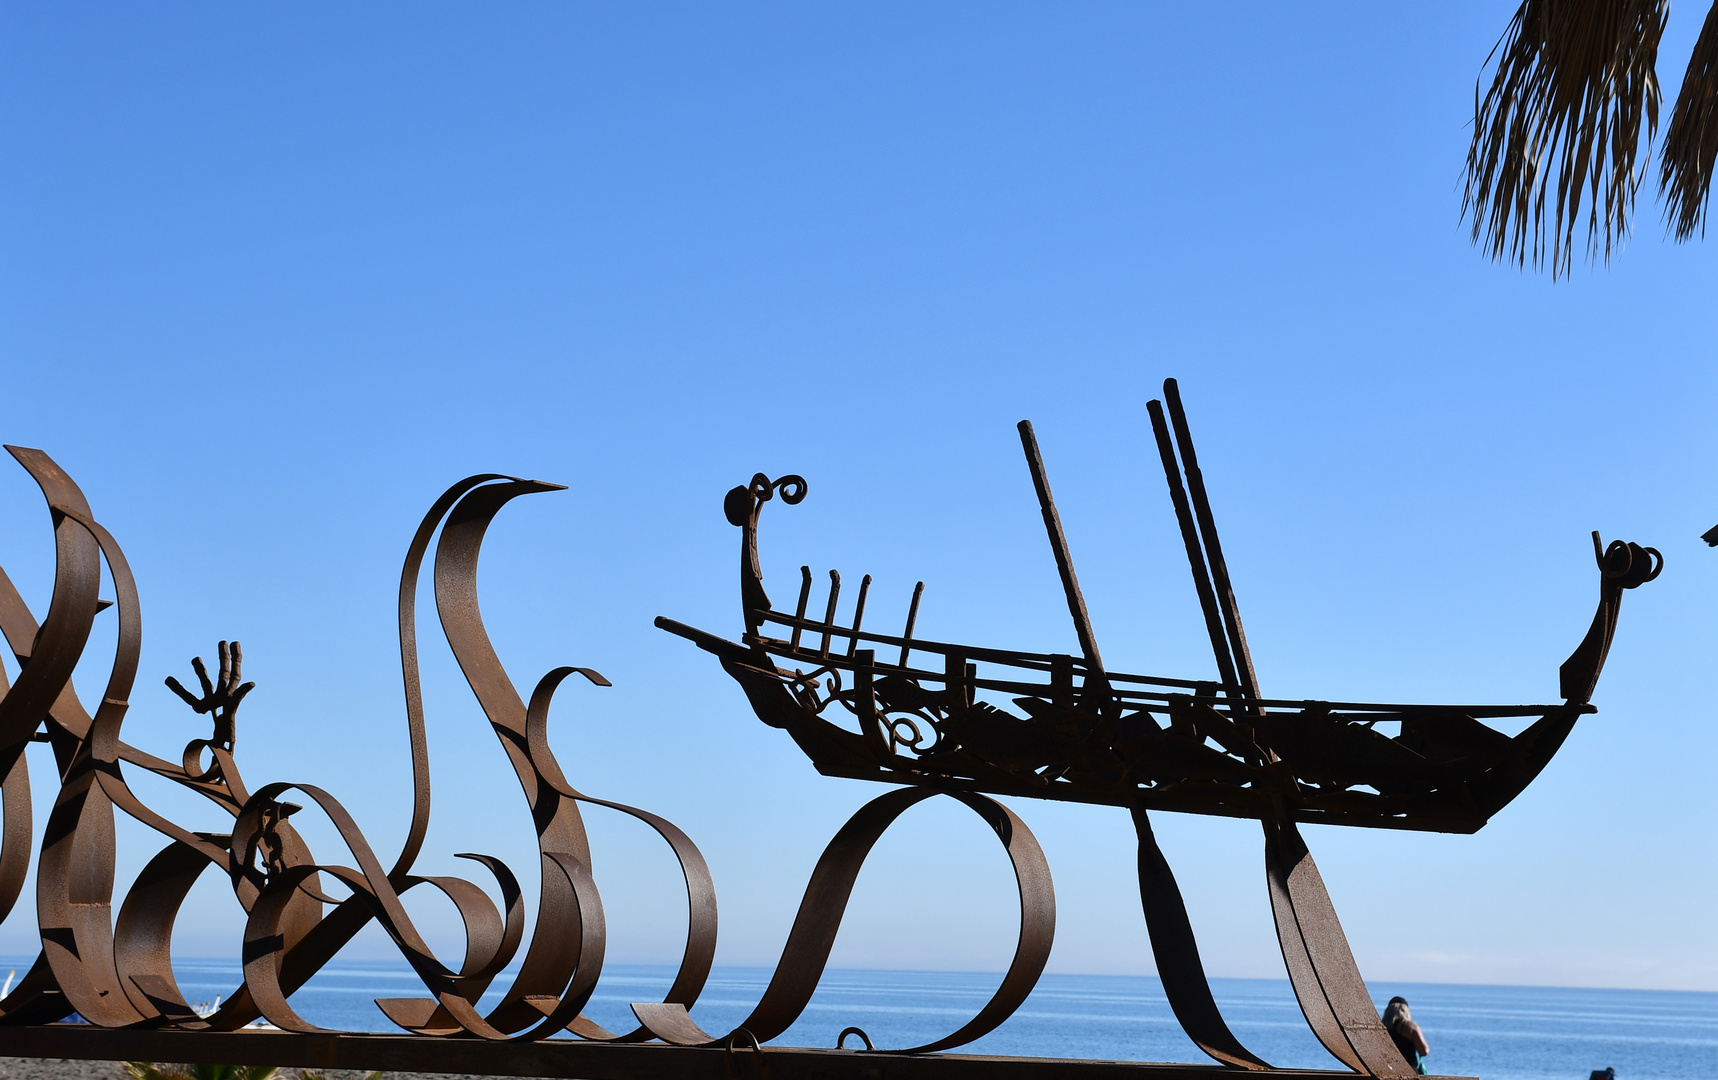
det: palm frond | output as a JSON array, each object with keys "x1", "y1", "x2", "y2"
[
  {"x1": 1463, "y1": 0, "x2": 1668, "y2": 277},
  {"x1": 1660, "y1": 2, "x2": 1718, "y2": 237}
]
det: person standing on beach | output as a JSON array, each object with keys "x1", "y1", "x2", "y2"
[{"x1": 1382, "y1": 996, "x2": 1430, "y2": 1075}]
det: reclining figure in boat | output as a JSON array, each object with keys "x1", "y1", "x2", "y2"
[
  {"x1": 660, "y1": 379, "x2": 1659, "y2": 1078},
  {"x1": 658, "y1": 382, "x2": 1658, "y2": 836}
]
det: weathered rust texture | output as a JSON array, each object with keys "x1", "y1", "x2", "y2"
[
  {"x1": 0, "y1": 376, "x2": 1652, "y2": 1080},
  {"x1": 660, "y1": 379, "x2": 1656, "y2": 1074}
]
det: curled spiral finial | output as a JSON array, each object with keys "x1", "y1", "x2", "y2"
[
  {"x1": 1592, "y1": 533, "x2": 1664, "y2": 589},
  {"x1": 724, "y1": 473, "x2": 808, "y2": 527}
]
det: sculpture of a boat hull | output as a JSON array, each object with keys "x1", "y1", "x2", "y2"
[
  {"x1": 658, "y1": 403, "x2": 1657, "y2": 835},
  {"x1": 661, "y1": 378, "x2": 1659, "y2": 1078},
  {"x1": 657, "y1": 613, "x2": 1610, "y2": 834}
]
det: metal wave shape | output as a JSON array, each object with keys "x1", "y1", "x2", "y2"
[
  {"x1": 0, "y1": 447, "x2": 1056, "y2": 1063},
  {"x1": 0, "y1": 412, "x2": 1649, "y2": 1080}
]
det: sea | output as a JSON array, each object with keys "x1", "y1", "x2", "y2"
[{"x1": 3, "y1": 958, "x2": 1711, "y2": 1080}]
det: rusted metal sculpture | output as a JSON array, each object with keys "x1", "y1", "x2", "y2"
[
  {"x1": 658, "y1": 379, "x2": 1658, "y2": 1078},
  {"x1": 0, "y1": 380, "x2": 1653, "y2": 1080}
]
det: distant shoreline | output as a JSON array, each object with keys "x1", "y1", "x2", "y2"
[
  {"x1": 1, "y1": 958, "x2": 1711, "y2": 997},
  {"x1": 0, "y1": 973, "x2": 1705, "y2": 1080}
]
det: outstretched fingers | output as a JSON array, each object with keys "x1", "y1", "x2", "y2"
[
  {"x1": 164, "y1": 674, "x2": 205, "y2": 712},
  {"x1": 192, "y1": 654, "x2": 215, "y2": 701},
  {"x1": 166, "y1": 643, "x2": 258, "y2": 736}
]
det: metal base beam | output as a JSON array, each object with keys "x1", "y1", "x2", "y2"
[{"x1": 0, "y1": 1026, "x2": 1474, "y2": 1080}]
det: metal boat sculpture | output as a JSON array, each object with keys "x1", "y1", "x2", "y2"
[
  {"x1": 659, "y1": 378, "x2": 1659, "y2": 1077},
  {"x1": 0, "y1": 384, "x2": 1651, "y2": 1080}
]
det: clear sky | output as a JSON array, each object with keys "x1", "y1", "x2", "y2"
[{"x1": 1, "y1": 4, "x2": 1715, "y2": 996}]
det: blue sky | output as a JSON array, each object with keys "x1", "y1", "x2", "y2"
[{"x1": 1, "y1": 3, "x2": 1715, "y2": 996}]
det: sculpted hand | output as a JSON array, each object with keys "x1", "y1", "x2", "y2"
[{"x1": 166, "y1": 640, "x2": 255, "y2": 749}]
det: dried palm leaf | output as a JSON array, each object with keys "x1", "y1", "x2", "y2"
[
  {"x1": 1463, "y1": 0, "x2": 1667, "y2": 277},
  {"x1": 1660, "y1": 2, "x2": 1718, "y2": 238}
]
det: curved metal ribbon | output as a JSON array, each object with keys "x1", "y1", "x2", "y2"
[
  {"x1": 1131, "y1": 807, "x2": 1270, "y2": 1070},
  {"x1": 231, "y1": 781, "x2": 548, "y2": 1040},
  {"x1": 0, "y1": 448, "x2": 104, "y2": 1024},
  {"x1": 392, "y1": 472, "x2": 514, "y2": 881},
  {"x1": 194, "y1": 474, "x2": 535, "y2": 1031},
  {"x1": 525, "y1": 666, "x2": 718, "y2": 1042},
  {"x1": 428, "y1": 478, "x2": 597, "y2": 1033},
  {"x1": 364, "y1": 475, "x2": 719, "y2": 1040},
  {"x1": 0, "y1": 448, "x2": 106, "y2": 1023},
  {"x1": 0, "y1": 451, "x2": 302, "y2": 1028},
  {"x1": 371, "y1": 856, "x2": 527, "y2": 1035},
  {"x1": 0, "y1": 448, "x2": 102, "y2": 760},
  {"x1": 0, "y1": 452, "x2": 1048, "y2": 1062},
  {"x1": 0, "y1": 464, "x2": 559, "y2": 1034},
  {"x1": 31, "y1": 493, "x2": 150, "y2": 1026},
  {"x1": 632, "y1": 786, "x2": 1055, "y2": 1053},
  {"x1": 1264, "y1": 816, "x2": 1413, "y2": 1078}
]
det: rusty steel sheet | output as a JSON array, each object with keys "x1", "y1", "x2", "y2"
[
  {"x1": 0, "y1": 444, "x2": 1059, "y2": 1073},
  {"x1": 0, "y1": 458, "x2": 745, "y2": 1046},
  {"x1": 0, "y1": 378, "x2": 1653, "y2": 1079},
  {"x1": 0, "y1": 1023, "x2": 1481, "y2": 1080},
  {"x1": 659, "y1": 379, "x2": 1657, "y2": 1075}
]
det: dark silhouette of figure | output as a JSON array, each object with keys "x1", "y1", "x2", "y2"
[{"x1": 1382, "y1": 996, "x2": 1429, "y2": 1075}]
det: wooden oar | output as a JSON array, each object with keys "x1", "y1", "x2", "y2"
[
  {"x1": 1146, "y1": 398, "x2": 1242, "y2": 700},
  {"x1": 1154, "y1": 381, "x2": 1415, "y2": 1077},
  {"x1": 1162, "y1": 378, "x2": 1263, "y2": 706},
  {"x1": 1016, "y1": 421, "x2": 1110, "y2": 705}
]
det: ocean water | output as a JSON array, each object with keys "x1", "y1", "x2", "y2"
[{"x1": 3, "y1": 957, "x2": 1711, "y2": 1080}]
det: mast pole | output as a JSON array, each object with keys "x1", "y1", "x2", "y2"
[
  {"x1": 1162, "y1": 378, "x2": 1263, "y2": 705},
  {"x1": 1146, "y1": 399, "x2": 1241, "y2": 697},
  {"x1": 1016, "y1": 421, "x2": 1109, "y2": 691}
]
